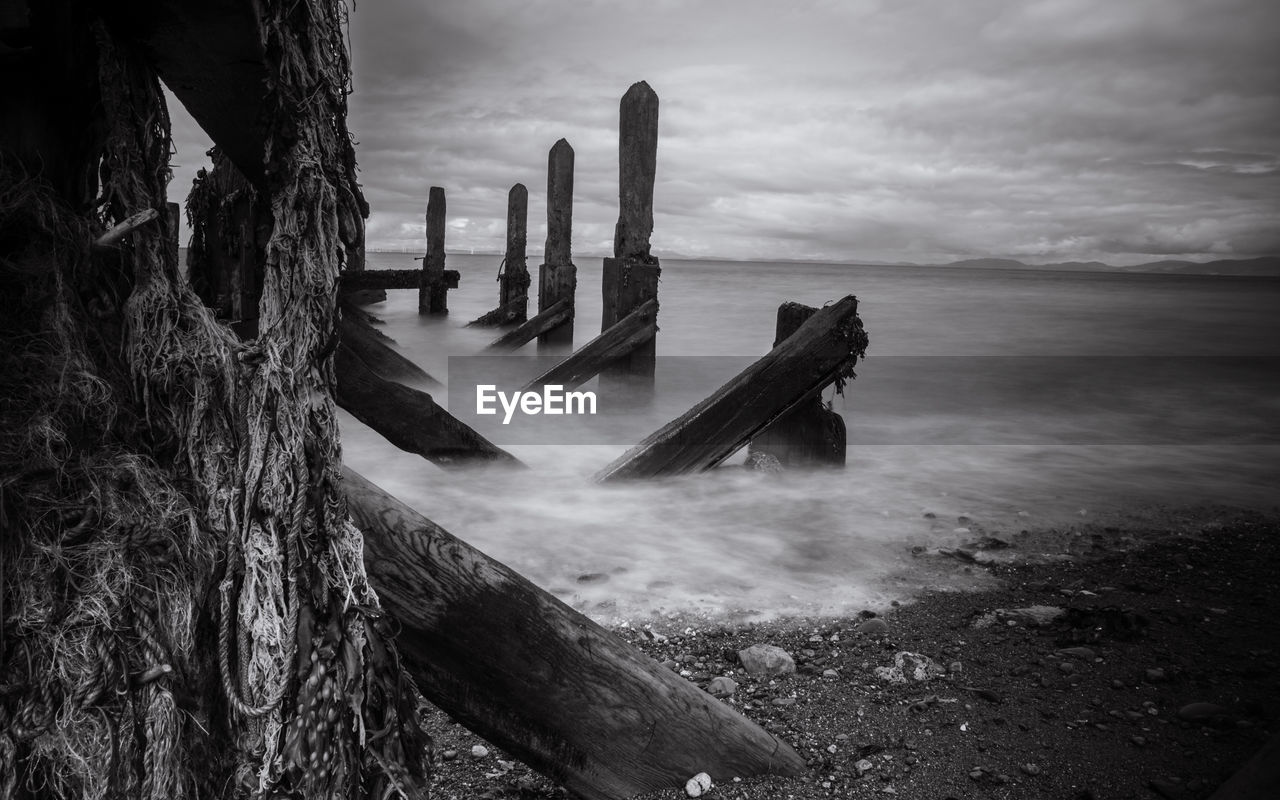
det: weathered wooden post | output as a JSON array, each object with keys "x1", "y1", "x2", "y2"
[
  {"x1": 501, "y1": 183, "x2": 530, "y2": 319},
  {"x1": 746, "y1": 302, "x2": 847, "y2": 467},
  {"x1": 420, "y1": 185, "x2": 448, "y2": 314},
  {"x1": 166, "y1": 200, "x2": 180, "y2": 270},
  {"x1": 468, "y1": 183, "x2": 530, "y2": 326},
  {"x1": 602, "y1": 81, "x2": 661, "y2": 384},
  {"x1": 538, "y1": 139, "x2": 576, "y2": 348}
]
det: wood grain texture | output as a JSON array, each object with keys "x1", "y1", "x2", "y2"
[
  {"x1": 338, "y1": 312, "x2": 440, "y2": 388},
  {"x1": 523, "y1": 298, "x2": 658, "y2": 391},
  {"x1": 343, "y1": 468, "x2": 807, "y2": 800},
  {"x1": 597, "y1": 295, "x2": 866, "y2": 481}
]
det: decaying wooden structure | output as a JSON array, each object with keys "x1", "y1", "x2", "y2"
[
  {"x1": 469, "y1": 183, "x2": 530, "y2": 326},
  {"x1": 0, "y1": 2, "x2": 808, "y2": 798},
  {"x1": 746, "y1": 302, "x2": 848, "y2": 467},
  {"x1": 538, "y1": 139, "x2": 578, "y2": 348},
  {"x1": 597, "y1": 296, "x2": 869, "y2": 481},
  {"x1": 419, "y1": 185, "x2": 449, "y2": 313}
]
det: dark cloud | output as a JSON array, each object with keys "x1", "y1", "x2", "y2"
[{"x1": 166, "y1": 0, "x2": 1280, "y2": 266}]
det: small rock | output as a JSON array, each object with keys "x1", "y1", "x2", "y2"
[
  {"x1": 470, "y1": 745, "x2": 489, "y2": 759},
  {"x1": 1131, "y1": 735, "x2": 1147, "y2": 746},
  {"x1": 707, "y1": 676, "x2": 738, "y2": 698},
  {"x1": 1020, "y1": 763, "x2": 1041, "y2": 776},
  {"x1": 771, "y1": 697, "x2": 797, "y2": 706},
  {"x1": 855, "y1": 759, "x2": 874, "y2": 775},
  {"x1": 684, "y1": 772, "x2": 713, "y2": 798},
  {"x1": 1177, "y1": 702, "x2": 1229, "y2": 723},
  {"x1": 1148, "y1": 778, "x2": 1183, "y2": 799},
  {"x1": 1145, "y1": 667, "x2": 1167, "y2": 683},
  {"x1": 575, "y1": 572, "x2": 609, "y2": 584},
  {"x1": 858, "y1": 618, "x2": 890, "y2": 636},
  {"x1": 875, "y1": 652, "x2": 945, "y2": 684},
  {"x1": 822, "y1": 668, "x2": 841, "y2": 678},
  {"x1": 737, "y1": 644, "x2": 796, "y2": 678},
  {"x1": 1056, "y1": 646, "x2": 1097, "y2": 660},
  {"x1": 441, "y1": 749, "x2": 458, "y2": 761}
]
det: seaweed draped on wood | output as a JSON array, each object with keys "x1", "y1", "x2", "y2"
[{"x1": 0, "y1": 1, "x2": 428, "y2": 798}]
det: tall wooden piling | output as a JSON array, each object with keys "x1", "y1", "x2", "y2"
[
  {"x1": 420, "y1": 185, "x2": 448, "y2": 314},
  {"x1": 746, "y1": 302, "x2": 848, "y2": 467},
  {"x1": 538, "y1": 139, "x2": 576, "y2": 348},
  {"x1": 502, "y1": 183, "x2": 530, "y2": 320},
  {"x1": 602, "y1": 81, "x2": 660, "y2": 383},
  {"x1": 166, "y1": 201, "x2": 181, "y2": 274}
]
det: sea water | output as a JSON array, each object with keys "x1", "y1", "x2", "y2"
[{"x1": 340, "y1": 254, "x2": 1280, "y2": 621}]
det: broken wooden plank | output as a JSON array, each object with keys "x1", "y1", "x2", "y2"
[
  {"x1": 335, "y1": 340, "x2": 517, "y2": 467},
  {"x1": 94, "y1": 207, "x2": 159, "y2": 248},
  {"x1": 596, "y1": 295, "x2": 867, "y2": 481},
  {"x1": 344, "y1": 467, "x2": 807, "y2": 800},
  {"x1": 523, "y1": 297, "x2": 658, "y2": 392},
  {"x1": 420, "y1": 186, "x2": 449, "y2": 314},
  {"x1": 485, "y1": 297, "x2": 572, "y2": 352},
  {"x1": 746, "y1": 302, "x2": 847, "y2": 467},
  {"x1": 338, "y1": 308, "x2": 441, "y2": 388},
  {"x1": 339, "y1": 268, "x2": 459, "y2": 291},
  {"x1": 538, "y1": 139, "x2": 576, "y2": 348}
]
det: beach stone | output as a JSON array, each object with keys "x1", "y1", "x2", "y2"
[
  {"x1": 707, "y1": 676, "x2": 738, "y2": 698},
  {"x1": 576, "y1": 572, "x2": 609, "y2": 584},
  {"x1": 1177, "y1": 702, "x2": 1229, "y2": 723},
  {"x1": 858, "y1": 618, "x2": 890, "y2": 636},
  {"x1": 684, "y1": 772, "x2": 713, "y2": 797},
  {"x1": 441, "y1": 749, "x2": 457, "y2": 761},
  {"x1": 470, "y1": 745, "x2": 489, "y2": 759},
  {"x1": 737, "y1": 644, "x2": 796, "y2": 678},
  {"x1": 875, "y1": 651, "x2": 945, "y2": 684},
  {"x1": 978, "y1": 605, "x2": 1065, "y2": 628},
  {"x1": 1057, "y1": 646, "x2": 1097, "y2": 660},
  {"x1": 855, "y1": 758, "x2": 874, "y2": 775},
  {"x1": 823, "y1": 668, "x2": 840, "y2": 678}
]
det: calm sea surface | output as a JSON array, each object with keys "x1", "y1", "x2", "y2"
[{"x1": 340, "y1": 253, "x2": 1280, "y2": 620}]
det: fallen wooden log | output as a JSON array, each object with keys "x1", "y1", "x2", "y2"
[
  {"x1": 522, "y1": 297, "x2": 658, "y2": 391},
  {"x1": 343, "y1": 467, "x2": 807, "y2": 800},
  {"x1": 339, "y1": 268, "x2": 459, "y2": 291},
  {"x1": 596, "y1": 295, "x2": 867, "y2": 481},
  {"x1": 335, "y1": 341, "x2": 518, "y2": 467},
  {"x1": 94, "y1": 207, "x2": 159, "y2": 248},
  {"x1": 338, "y1": 311, "x2": 440, "y2": 388},
  {"x1": 467, "y1": 293, "x2": 528, "y2": 328},
  {"x1": 485, "y1": 296, "x2": 572, "y2": 351},
  {"x1": 746, "y1": 302, "x2": 847, "y2": 467}
]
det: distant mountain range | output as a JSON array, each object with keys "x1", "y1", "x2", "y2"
[{"x1": 899, "y1": 256, "x2": 1280, "y2": 276}]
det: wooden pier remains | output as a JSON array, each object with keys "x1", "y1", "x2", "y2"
[
  {"x1": 345, "y1": 467, "x2": 807, "y2": 800},
  {"x1": 420, "y1": 185, "x2": 450, "y2": 313},
  {"x1": 746, "y1": 302, "x2": 848, "y2": 467},
  {"x1": 469, "y1": 183, "x2": 531, "y2": 327},
  {"x1": 602, "y1": 81, "x2": 661, "y2": 385},
  {"x1": 597, "y1": 295, "x2": 868, "y2": 481},
  {"x1": 537, "y1": 139, "x2": 577, "y2": 349}
]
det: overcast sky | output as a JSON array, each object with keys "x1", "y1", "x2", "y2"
[{"x1": 168, "y1": 0, "x2": 1279, "y2": 266}]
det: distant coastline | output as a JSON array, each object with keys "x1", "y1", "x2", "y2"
[{"x1": 361, "y1": 249, "x2": 1280, "y2": 277}]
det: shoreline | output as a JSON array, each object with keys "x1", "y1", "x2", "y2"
[{"x1": 421, "y1": 506, "x2": 1280, "y2": 799}]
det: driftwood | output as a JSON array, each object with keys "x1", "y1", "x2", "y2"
[
  {"x1": 523, "y1": 297, "x2": 658, "y2": 392},
  {"x1": 746, "y1": 302, "x2": 847, "y2": 466},
  {"x1": 471, "y1": 184, "x2": 530, "y2": 326},
  {"x1": 344, "y1": 467, "x2": 808, "y2": 800},
  {"x1": 339, "y1": 268, "x2": 459, "y2": 291},
  {"x1": 485, "y1": 297, "x2": 572, "y2": 352},
  {"x1": 335, "y1": 340, "x2": 517, "y2": 467},
  {"x1": 597, "y1": 295, "x2": 867, "y2": 481}
]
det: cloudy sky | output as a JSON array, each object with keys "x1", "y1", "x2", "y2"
[{"x1": 168, "y1": 0, "x2": 1280, "y2": 266}]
